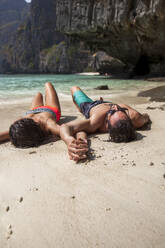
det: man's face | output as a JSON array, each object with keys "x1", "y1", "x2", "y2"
[{"x1": 106, "y1": 104, "x2": 129, "y2": 130}]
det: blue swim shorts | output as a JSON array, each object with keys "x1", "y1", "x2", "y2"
[{"x1": 73, "y1": 90, "x2": 93, "y2": 107}]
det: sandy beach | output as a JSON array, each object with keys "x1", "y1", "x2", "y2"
[{"x1": 0, "y1": 85, "x2": 165, "y2": 248}]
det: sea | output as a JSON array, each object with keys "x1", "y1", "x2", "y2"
[{"x1": 0, "y1": 73, "x2": 162, "y2": 105}]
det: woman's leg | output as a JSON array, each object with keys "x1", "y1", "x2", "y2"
[
  {"x1": 30, "y1": 92, "x2": 44, "y2": 110},
  {"x1": 45, "y1": 82, "x2": 61, "y2": 112}
]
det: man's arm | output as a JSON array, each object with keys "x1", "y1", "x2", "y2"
[
  {"x1": 131, "y1": 113, "x2": 151, "y2": 129},
  {"x1": 0, "y1": 131, "x2": 10, "y2": 143},
  {"x1": 69, "y1": 131, "x2": 88, "y2": 161},
  {"x1": 119, "y1": 104, "x2": 151, "y2": 129}
]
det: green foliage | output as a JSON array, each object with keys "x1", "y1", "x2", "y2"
[
  {"x1": 0, "y1": 20, "x2": 18, "y2": 31},
  {"x1": 28, "y1": 61, "x2": 35, "y2": 70},
  {"x1": 17, "y1": 24, "x2": 26, "y2": 33},
  {"x1": 67, "y1": 46, "x2": 77, "y2": 58},
  {"x1": 41, "y1": 42, "x2": 66, "y2": 67}
]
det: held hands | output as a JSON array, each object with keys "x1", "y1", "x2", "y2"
[{"x1": 67, "y1": 137, "x2": 88, "y2": 162}]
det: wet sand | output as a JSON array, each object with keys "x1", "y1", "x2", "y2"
[{"x1": 138, "y1": 85, "x2": 165, "y2": 102}]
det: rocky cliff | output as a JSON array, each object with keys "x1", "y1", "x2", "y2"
[
  {"x1": 2, "y1": 0, "x2": 93, "y2": 74},
  {"x1": 2, "y1": 0, "x2": 165, "y2": 76},
  {"x1": 0, "y1": 0, "x2": 29, "y2": 72},
  {"x1": 56, "y1": 0, "x2": 165, "y2": 76}
]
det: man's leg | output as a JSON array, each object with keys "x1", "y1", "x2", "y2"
[
  {"x1": 45, "y1": 82, "x2": 61, "y2": 113},
  {"x1": 30, "y1": 92, "x2": 44, "y2": 110},
  {"x1": 71, "y1": 86, "x2": 93, "y2": 112}
]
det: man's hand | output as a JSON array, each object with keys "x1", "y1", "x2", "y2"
[
  {"x1": 67, "y1": 137, "x2": 88, "y2": 162},
  {"x1": 142, "y1": 113, "x2": 151, "y2": 124}
]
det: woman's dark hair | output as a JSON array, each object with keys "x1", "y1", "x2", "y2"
[
  {"x1": 9, "y1": 118, "x2": 47, "y2": 148},
  {"x1": 108, "y1": 119, "x2": 136, "y2": 143}
]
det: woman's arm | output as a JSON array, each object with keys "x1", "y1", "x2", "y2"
[
  {"x1": 0, "y1": 131, "x2": 10, "y2": 143},
  {"x1": 46, "y1": 119, "x2": 60, "y2": 136}
]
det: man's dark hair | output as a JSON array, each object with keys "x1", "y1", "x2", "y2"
[
  {"x1": 9, "y1": 118, "x2": 47, "y2": 148},
  {"x1": 108, "y1": 119, "x2": 136, "y2": 143}
]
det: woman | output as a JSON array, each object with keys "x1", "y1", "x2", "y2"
[
  {"x1": 0, "y1": 82, "x2": 88, "y2": 161},
  {"x1": 0, "y1": 82, "x2": 61, "y2": 148}
]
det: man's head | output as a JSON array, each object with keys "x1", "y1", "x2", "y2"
[
  {"x1": 106, "y1": 104, "x2": 136, "y2": 142},
  {"x1": 9, "y1": 118, "x2": 47, "y2": 148}
]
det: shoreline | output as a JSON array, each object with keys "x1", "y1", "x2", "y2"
[
  {"x1": 1, "y1": 79, "x2": 165, "y2": 104},
  {"x1": 1, "y1": 73, "x2": 165, "y2": 107}
]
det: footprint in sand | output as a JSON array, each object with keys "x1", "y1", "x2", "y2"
[
  {"x1": 6, "y1": 225, "x2": 13, "y2": 240},
  {"x1": 5, "y1": 206, "x2": 10, "y2": 212},
  {"x1": 18, "y1": 196, "x2": 23, "y2": 203}
]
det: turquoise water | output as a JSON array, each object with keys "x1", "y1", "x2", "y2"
[{"x1": 0, "y1": 74, "x2": 158, "y2": 104}]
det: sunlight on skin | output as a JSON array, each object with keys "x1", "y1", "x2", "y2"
[{"x1": 109, "y1": 112, "x2": 128, "y2": 126}]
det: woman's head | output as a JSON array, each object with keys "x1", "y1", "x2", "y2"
[{"x1": 9, "y1": 118, "x2": 47, "y2": 148}]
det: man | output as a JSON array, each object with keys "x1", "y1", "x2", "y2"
[{"x1": 60, "y1": 86, "x2": 151, "y2": 161}]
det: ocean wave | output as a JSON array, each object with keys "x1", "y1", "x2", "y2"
[
  {"x1": 0, "y1": 92, "x2": 73, "y2": 106},
  {"x1": 0, "y1": 96, "x2": 32, "y2": 105}
]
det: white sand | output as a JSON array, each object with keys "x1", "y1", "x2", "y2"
[
  {"x1": 75, "y1": 72, "x2": 100, "y2": 76},
  {"x1": 0, "y1": 93, "x2": 165, "y2": 248}
]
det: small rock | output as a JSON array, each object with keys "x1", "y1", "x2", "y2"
[
  {"x1": 106, "y1": 208, "x2": 111, "y2": 211},
  {"x1": 132, "y1": 163, "x2": 136, "y2": 166},
  {"x1": 150, "y1": 162, "x2": 154, "y2": 166},
  {"x1": 29, "y1": 151, "x2": 37, "y2": 155},
  {"x1": 71, "y1": 196, "x2": 76, "y2": 199},
  {"x1": 100, "y1": 147, "x2": 105, "y2": 150},
  {"x1": 163, "y1": 174, "x2": 165, "y2": 179},
  {"x1": 96, "y1": 155, "x2": 102, "y2": 158},
  {"x1": 95, "y1": 85, "x2": 109, "y2": 90}
]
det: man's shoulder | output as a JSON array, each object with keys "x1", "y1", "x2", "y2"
[{"x1": 90, "y1": 112, "x2": 105, "y2": 127}]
